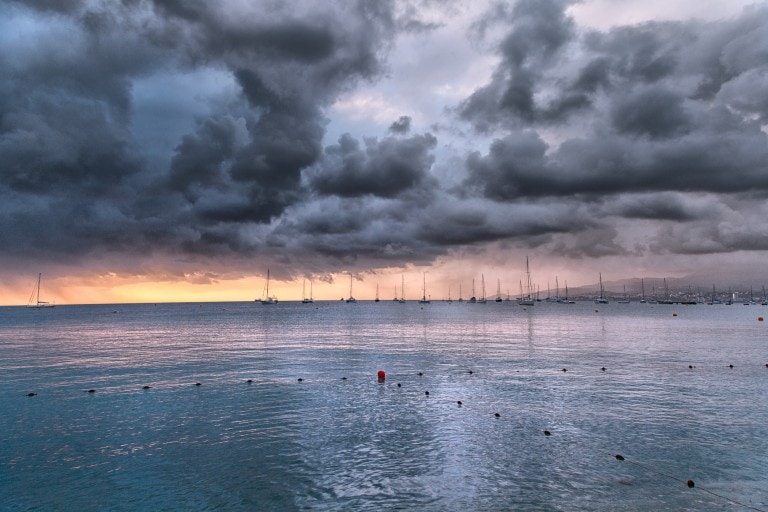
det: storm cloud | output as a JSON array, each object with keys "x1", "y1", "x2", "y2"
[{"x1": 1, "y1": 0, "x2": 767, "y2": 288}]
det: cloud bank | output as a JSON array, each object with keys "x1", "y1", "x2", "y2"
[{"x1": 1, "y1": 0, "x2": 767, "y2": 286}]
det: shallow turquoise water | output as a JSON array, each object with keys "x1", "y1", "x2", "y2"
[{"x1": 1, "y1": 301, "x2": 766, "y2": 511}]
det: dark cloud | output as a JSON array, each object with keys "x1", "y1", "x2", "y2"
[
  {"x1": 389, "y1": 115, "x2": 412, "y2": 134},
  {"x1": 2, "y1": 0, "x2": 768, "y2": 284},
  {"x1": 310, "y1": 132, "x2": 437, "y2": 198},
  {"x1": 0, "y1": 0, "x2": 399, "y2": 267}
]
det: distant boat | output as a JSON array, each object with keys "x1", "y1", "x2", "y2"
[
  {"x1": 345, "y1": 274, "x2": 357, "y2": 303},
  {"x1": 617, "y1": 285, "x2": 630, "y2": 304},
  {"x1": 495, "y1": 279, "x2": 503, "y2": 302},
  {"x1": 259, "y1": 269, "x2": 278, "y2": 304},
  {"x1": 518, "y1": 257, "x2": 535, "y2": 306},
  {"x1": 562, "y1": 281, "x2": 575, "y2": 304},
  {"x1": 468, "y1": 279, "x2": 477, "y2": 303},
  {"x1": 301, "y1": 280, "x2": 314, "y2": 304},
  {"x1": 398, "y1": 275, "x2": 406, "y2": 303},
  {"x1": 478, "y1": 274, "x2": 487, "y2": 304},
  {"x1": 418, "y1": 273, "x2": 430, "y2": 304},
  {"x1": 27, "y1": 273, "x2": 55, "y2": 308},
  {"x1": 375, "y1": 283, "x2": 380, "y2": 303},
  {"x1": 594, "y1": 273, "x2": 609, "y2": 304},
  {"x1": 707, "y1": 284, "x2": 722, "y2": 305}
]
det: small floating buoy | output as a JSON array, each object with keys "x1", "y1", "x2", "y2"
[
  {"x1": 688, "y1": 365, "x2": 693, "y2": 369},
  {"x1": 418, "y1": 372, "x2": 423, "y2": 376},
  {"x1": 457, "y1": 400, "x2": 462, "y2": 406},
  {"x1": 425, "y1": 390, "x2": 430, "y2": 396},
  {"x1": 544, "y1": 430, "x2": 551, "y2": 436},
  {"x1": 297, "y1": 378, "x2": 304, "y2": 382},
  {"x1": 687, "y1": 480, "x2": 695, "y2": 488},
  {"x1": 728, "y1": 364, "x2": 733, "y2": 368},
  {"x1": 468, "y1": 370, "x2": 474, "y2": 374},
  {"x1": 246, "y1": 379, "x2": 253, "y2": 384},
  {"x1": 341, "y1": 377, "x2": 347, "y2": 380},
  {"x1": 27, "y1": 392, "x2": 37, "y2": 397},
  {"x1": 615, "y1": 454, "x2": 625, "y2": 461},
  {"x1": 672, "y1": 312, "x2": 678, "y2": 317},
  {"x1": 87, "y1": 389, "x2": 96, "y2": 393},
  {"x1": 562, "y1": 368, "x2": 567, "y2": 372},
  {"x1": 195, "y1": 382, "x2": 201, "y2": 386},
  {"x1": 595, "y1": 309, "x2": 599, "y2": 313},
  {"x1": 759, "y1": 316, "x2": 764, "y2": 321},
  {"x1": 494, "y1": 412, "x2": 500, "y2": 418},
  {"x1": 601, "y1": 367, "x2": 606, "y2": 371},
  {"x1": 377, "y1": 370, "x2": 386, "y2": 380},
  {"x1": 397, "y1": 382, "x2": 401, "y2": 387},
  {"x1": 142, "y1": 385, "x2": 151, "y2": 389}
]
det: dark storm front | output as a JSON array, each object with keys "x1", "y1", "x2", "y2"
[{"x1": 1, "y1": 302, "x2": 766, "y2": 511}]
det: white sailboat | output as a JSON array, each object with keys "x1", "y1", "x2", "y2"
[
  {"x1": 478, "y1": 274, "x2": 487, "y2": 303},
  {"x1": 518, "y1": 257, "x2": 535, "y2": 306},
  {"x1": 259, "y1": 269, "x2": 278, "y2": 304},
  {"x1": 345, "y1": 274, "x2": 357, "y2": 303},
  {"x1": 617, "y1": 285, "x2": 630, "y2": 303},
  {"x1": 594, "y1": 273, "x2": 609, "y2": 304},
  {"x1": 301, "y1": 280, "x2": 314, "y2": 304},
  {"x1": 27, "y1": 273, "x2": 55, "y2": 308},
  {"x1": 495, "y1": 279, "x2": 503, "y2": 302},
  {"x1": 418, "y1": 273, "x2": 430, "y2": 304},
  {"x1": 398, "y1": 275, "x2": 406, "y2": 303}
]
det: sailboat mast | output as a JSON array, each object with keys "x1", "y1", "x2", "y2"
[{"x1": 37, "y1": 273, "x2": 42, "y2": 304}]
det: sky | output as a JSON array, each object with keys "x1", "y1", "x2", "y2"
[{"x1": 1, "y1": 0, "x2": 767, "y2": 304}]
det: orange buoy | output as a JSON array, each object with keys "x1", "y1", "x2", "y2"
[{"x1": 377, "y1": 370, "x2": 386, "y2": 380}]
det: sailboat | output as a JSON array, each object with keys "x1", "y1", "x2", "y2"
[
  {"x1": 594, "y1": 273, "x2": 609, "y2": 304},
  {"x1": 301, "y1": 280, "x2": 314, "y2": 303},
  {"x1": 707, "y1": 284, "x2": 722, "y2": 305},
  {"x1": 495, "y1": 279, "x2": 503, "y2": 302},
  {"x1": 458, "y1": 283, "x2": 464, "y2": 303},
  {"x1": 259, "y1": 269, "x2": 278, "y2": 304},
  {"x1": 398, "y1": 275, "x2": 406, "y2": 303},
  {"x1": 518, "y1": 257, "x2": 535, "y2": 306},
  {"x1": 418, "y1": 273, "x2": 430, "y2": 304},
  {"x1": 478, "y1": 274, "x2": 487, "y2": 303},
  {"x1": 468, "y1": 279, "x2": 477, "y2": 303},
  {"x1": 27, "y1": 273, "x2": 55, "y2": 308},
  {"x1": 563, "y1": 281, "x2": 575, "y2": 304},
  {"x1": 447, "y1": 285, "x2": 453, "y2": 303},
  {"x1": 617, "y1": 285, "x2": 630, "y2": 303},
  {"x1": 345, "y1": 274, "x2": 357, "y2": 303},
  {"x1": 375, "y1": 283, "x2": 380, "y2": 303}
]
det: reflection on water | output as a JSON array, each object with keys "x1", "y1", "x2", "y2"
[{"x1": 1, "y1": 301, "x2": 767, "y2": 511}]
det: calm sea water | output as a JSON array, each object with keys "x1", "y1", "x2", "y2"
[{"x1": 1, "y1": 300, "x2": 766, "y2": 511}]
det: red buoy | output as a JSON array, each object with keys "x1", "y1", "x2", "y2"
[{"x1": 377, "y1": 370, "x2": 386, "y2": 380}]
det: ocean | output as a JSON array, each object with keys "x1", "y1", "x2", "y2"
[{"x1": 1, "y1": 300, "x2": 766, "y2": 511}]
